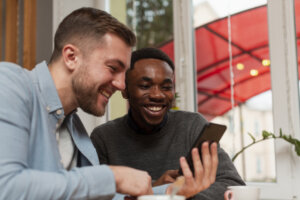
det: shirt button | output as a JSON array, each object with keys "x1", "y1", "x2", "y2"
[
  {"x1": 56, "y1": 109, "x2": 62, "y2": 115},
  {"x1": 46, "y1": 106, "x2": 51, "y2": 112}
]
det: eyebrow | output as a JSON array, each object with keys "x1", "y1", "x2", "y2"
[
  {"x1": 140, "y1": 77, "x2": 173, "y2": 84},
  {"x1": 162, "y1": 79, "x2": 173, "y2": 84},
  {"x1": 108, "y1": 59, "x2": 126, "y2": 69},
  {"x1": 141, "y1": 77, "x2": 152, "y2": 82}
]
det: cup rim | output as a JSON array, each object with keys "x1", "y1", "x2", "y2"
[
  {"x1": 137, "y1": 194, "x2": 186, "y2": 200},
  {"x1": 227, "y1": 185, "x2": 260, "y2": 190}
]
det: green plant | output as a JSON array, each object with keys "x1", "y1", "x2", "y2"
[
  {"x1": 232, "y1": 129, "x2": 300, "y2": 162},
  {"x1": 171, "y1": 92, "x2": 180, "y2": 110}
]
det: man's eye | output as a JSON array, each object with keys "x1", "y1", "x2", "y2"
[
  {"x1": 108, "y1": 65, "x2": 117, "y2": 72},
  {"x1": 139, "y1": 85, "x2": 150, "y2": 89},
  {"x1": 162, "y1": 86, "x2": 173, "y2": 90}
]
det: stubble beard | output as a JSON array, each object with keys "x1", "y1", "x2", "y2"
[{"x1": 72, "y1": 66, "x2": 106, "y2": 117}]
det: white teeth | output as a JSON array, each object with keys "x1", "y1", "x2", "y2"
[
  {"x1": 147, "y1": 106, "x2": 163, "y2": 112},
  {"x1": 100, "y1": 90, "x2": 110, "y2": 98}
]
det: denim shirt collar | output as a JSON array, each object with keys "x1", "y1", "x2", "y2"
[{"x1": 31, "y1": 61, "x2": 64, "y2": 118}]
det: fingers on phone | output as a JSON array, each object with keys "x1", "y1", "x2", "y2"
[
  {"x1": 181, "y1": 142, "x2": 218, "y2": 188},
  {"x1": 210, "y1": 142, "x2": 219, "y2": 182},
  {"x1": 191, "y1": 147, "x2": 203, "y2": 181},
  {"x1": 200, "y1": 142, "x2": 212, "y2": 183},
  {"x1": 179, "y1": 157, "x2": 193, "y2": 179}
]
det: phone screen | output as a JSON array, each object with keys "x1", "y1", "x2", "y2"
[{"x1": 178, "y1": 122, "x2": 227, "y2": 175}]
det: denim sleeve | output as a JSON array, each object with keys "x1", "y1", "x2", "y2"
[{"x1": 0, "y1": 63, "x2": 116, "y2": 200}]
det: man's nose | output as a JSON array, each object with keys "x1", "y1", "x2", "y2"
[
  {"x1": 149, "y1": 86, "x2": 165, "y2": 100},
  {"x1": 112, "y1": 73, "x2": 126, "y2": 90}
]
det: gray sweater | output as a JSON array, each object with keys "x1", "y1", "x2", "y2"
[{"x1": 91, "y1": 110, "x2": 245, "y2": 200}]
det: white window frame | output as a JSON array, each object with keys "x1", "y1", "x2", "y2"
[
  {"x1": 256, "y1": 0, "x2": 300, "y2": 199},
  {"x1": 173, "y1": 0, "x2": 197, "y2": 112}
]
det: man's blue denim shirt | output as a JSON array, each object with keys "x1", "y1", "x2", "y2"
[{"x1": 0, "y1": 61, "x2": 116, "y2": 199}]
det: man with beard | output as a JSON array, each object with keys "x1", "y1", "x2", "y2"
[
  {"x1": 91, "y1": 48, "x2": 245, "y2": 200},
  {"x1": 0, "y1": 7, "x2": 154, "y2": 200}
]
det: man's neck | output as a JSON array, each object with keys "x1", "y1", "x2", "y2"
[
  {"x1": 48, "y1": 61, "x2": 77, "y2": 115},
  {"x1": 127, "y1": 109, "x2": 168, "y2": 134}
]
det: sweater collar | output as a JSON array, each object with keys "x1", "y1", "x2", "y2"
[{"x1": 127, "y1": 109, "x2": 168, "y2": 134}]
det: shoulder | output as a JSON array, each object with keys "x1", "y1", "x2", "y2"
[
  {"x1": 0, "y1": 62, "x2": 27, "y2": 78},
  {"x1": 91, "y1": 115, "x2": 126, "y2": 138},
  {"x1": 169, "y1": 110, "x2": 207, "y2": 123},
  {"x1": 94, "y1": 116, "x2": 125, "y2": 131},
  {"x1": 0, "y1": 62, "x2": 33, "y2": 91},
  {"x1": 0, "y1": 62, "x2": 33, "y2": 101},
  {"x1": 0, "y1": 62, "x2": 34, "y2": 127},
  {"x1": 0, "y1": 61, "x2": 24, "y2": 71},
  {"x1": 167, "y1": 110, "x2": 208, "y2": 133}
]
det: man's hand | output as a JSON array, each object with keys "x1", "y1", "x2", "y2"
[
  {"x1": 166, "y1": 142, "x2": 218, "y2": 198},
  {"x1": 109, "y1": 166, "x2": 153, "y2": 197},
  {"x1": 152, "y1": 169, "x2": 179, "y2": 186}
]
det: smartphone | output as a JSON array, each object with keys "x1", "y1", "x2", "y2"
[{"x1": 178, "y1": 122, "x2": 227, "y2": 175}]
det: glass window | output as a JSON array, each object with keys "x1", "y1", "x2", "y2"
[
  {"x1": 126, "y1": 0, "x2": 173, "y2": 49},
  {"x1": 192, "y1": 0, "x2": 275, "y2": 183}
]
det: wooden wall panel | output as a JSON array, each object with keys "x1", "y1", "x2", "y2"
[
  {"x1": 5, "y1": 0, "x2": 18, "y2": 63},
  {"x1": 23, "y1": 0, "x2": 36, "y2": 70}
]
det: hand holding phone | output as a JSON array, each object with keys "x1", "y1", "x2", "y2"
[
  {"x1": 179, "y1": 122, "x2": 226, "y2": 175},
  {"x1": 173, "y1": 142, "x2": 219, "y2": 198}
]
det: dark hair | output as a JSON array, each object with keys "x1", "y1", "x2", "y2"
[
  {"x1": 50, "y1": 7, "x2": 136, "y2": 62},
  {"x1": 130, "y1": 47, "x2": 174, "y2": 70}
]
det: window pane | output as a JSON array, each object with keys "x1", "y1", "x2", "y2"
[
  {"x1": 193, "y1": 0, "x2": 276, "y2": 182},
  {"x1": 126, "y1": 0, "x2": 173, "y2": 49}
]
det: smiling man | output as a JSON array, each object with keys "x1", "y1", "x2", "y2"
[
  {"x1": 0, "y1": 8, "x2": 154, "y2": 200},
  {"x1": 91, "y1": 47, "x2": 245, "y2": 200},
  {"x1": 124, "y1": 56, "x2": 175, "y2": 132}
]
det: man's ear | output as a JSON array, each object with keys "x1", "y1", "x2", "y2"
[
  {"x1": 62, "y1": 44, "x2": 80, "y2": 71},
  {"x1": 121, "y1": 88, "x2": 129, "y2": 99}
]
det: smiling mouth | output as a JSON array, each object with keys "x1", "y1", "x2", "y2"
[
  {"x1": 145, "y1": 106, "x2": 164, "y2": 112},
  {"x1": 99, "y1": 89, "x2": 111, "y2": 99}
]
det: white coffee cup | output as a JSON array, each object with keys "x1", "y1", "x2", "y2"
[
  {"x1": 224, "y1": 186, "x2": 260, "y2": 200},
  {"x1": 138, "y1": 195, "x2": 185, "y2": 200}
]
